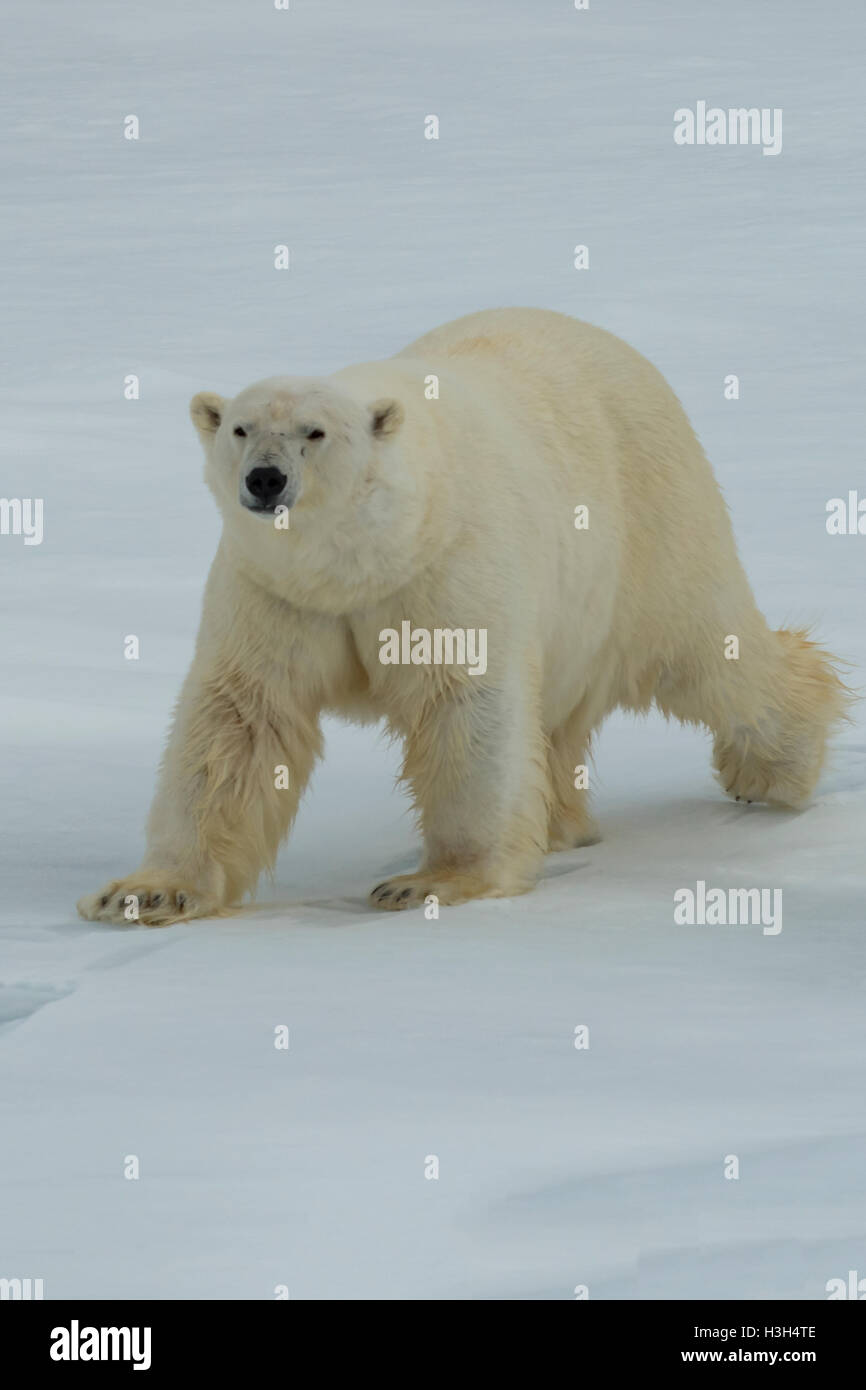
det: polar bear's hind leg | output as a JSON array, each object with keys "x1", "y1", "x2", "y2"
[
  {"x1": 546, "y1": 712, "x2": 601, "y2": 851},
  {"x1": 659, "y1": 622, "x2": 850, "y2": 808}
]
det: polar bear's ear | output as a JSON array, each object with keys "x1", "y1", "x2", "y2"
[
  {"x1": 369, "y1": 398, "x2": 404, "y2": 438},
  {"x1": 190, "y1": 392, "x2": 226, "y2": 439}
]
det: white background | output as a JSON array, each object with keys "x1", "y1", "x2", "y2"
[{"x1": 1, "y1": 0, "x2": 864, "y2": 1298}]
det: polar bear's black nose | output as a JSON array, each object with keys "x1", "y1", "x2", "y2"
[{"x1": 245, "y1": 465, "x2": 287, "y2": 504}]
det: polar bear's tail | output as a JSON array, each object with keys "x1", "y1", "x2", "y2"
[{"x1": 710, "y1": 627, "x2": 853, "y2": 808}]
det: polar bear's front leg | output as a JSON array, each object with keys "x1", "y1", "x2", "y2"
[
  {"x1": 370, "y1": 680, "x2": 550, "y2": 911},
  {"x1": 78, "y1": 663, "x2": 322, "y2": 927}
]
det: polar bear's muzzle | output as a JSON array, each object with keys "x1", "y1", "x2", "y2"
[{"x1": 240, "y1": 463, "x2": 297, "y2": 515}]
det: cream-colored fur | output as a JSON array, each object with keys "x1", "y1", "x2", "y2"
[{"x1": 77, "y1": 308, "x2": 849, "y2": 926}]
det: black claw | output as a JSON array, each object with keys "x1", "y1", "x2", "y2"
[
  {"x1": 372, "y1": 883, "x2": 387, "y2": 895},
  {"x1": 150, "y1": 894, "x2": 163, "y2": 907},
  {"x1": 397, "y1": 888, "x2": 411, "y2": 901},
  {"x1": 100, "y1": 895, "x2": 109, "y2": 907},
  {"x1": 735, "y1": 795, "x2": 741, "y2": 801}
]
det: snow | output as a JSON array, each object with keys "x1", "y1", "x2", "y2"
[{"x1": 1, "y1": 0, "x2": 865, "y2": 1299}]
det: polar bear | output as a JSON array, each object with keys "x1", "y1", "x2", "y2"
[{"x1": 78, "y1": 308, "x2": 847, "y2": 925}]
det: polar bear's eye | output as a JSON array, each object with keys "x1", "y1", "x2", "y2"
[
  {"x1": 307, "y1": 428, "x2": 325, "y2": 440},
  {"x1": 233, "y1": 426, "x2": 247, "y2": 438}
]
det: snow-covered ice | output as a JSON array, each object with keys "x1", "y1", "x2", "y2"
[{"x1": 1, "y1": 0, "x2": 864, "y2": 1298}]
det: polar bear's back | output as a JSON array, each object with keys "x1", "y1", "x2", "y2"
[
  {"x1": 395, "y1": 306, "x2": 721, "y2": 535},
  {"x1": 396, "y1": 306, "x2": 666, "y2": 402},
  {"x1": 399, "y1": 304, "x2": 628, "y2": 362},
  {"x1": 394, "y1": 307, "x2": 704, "y2": 488},
  {"x1": 392, "y1": 307, "x2": 739, "y2": 690}
]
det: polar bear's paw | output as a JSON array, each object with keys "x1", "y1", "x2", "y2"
[
  {"x1": 713, "y1": 740, "x2": 782, "y2": 806},
  {"x1": 369, "y1": 867, "x2": 530, "y2": 912},
  {"x1": 547, "y1": 813, "x2": 602, "y2": 852},
  {"x1": 77, "y1": 874, "x2": 220, "y2": 927}
]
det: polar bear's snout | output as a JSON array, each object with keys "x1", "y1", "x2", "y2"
[{"x1": 241, "y1": 463, "x2": 292, "y2": 514}]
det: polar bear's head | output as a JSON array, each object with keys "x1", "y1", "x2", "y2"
[{"x1": 189, "y1": 377, "x2": 404, "y2": 524}]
